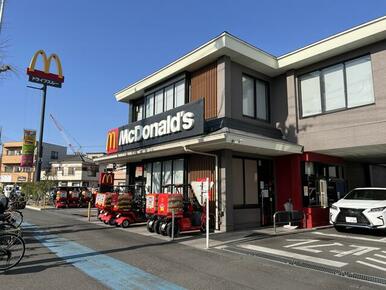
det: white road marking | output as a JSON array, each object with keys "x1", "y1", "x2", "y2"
[
  {"x1": 330, "y1": 245, "x2": 380, "y2": 257},
  {"x1": 313, "y1": 231, "x2": 386, "y2": 243},
  {"x1": 375, "y1": 254, "x2": 386, "y2": 259},
  {"x1": 357, "y1": 260, "x2": 386, "y2": 272},
  {"x1": 284, "y1": 239, "x2": 320, "y2": 248},
  {"x1": 366, "y1": 257, "x2": 386, "y2": 265},
  {"x1": 239, "y1": 244, "x2": 347, "y2": 268}
]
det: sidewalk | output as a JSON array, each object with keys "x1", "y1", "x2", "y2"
[{"x1": 39, "y1": 207, "x2": 332, "y2": 251}]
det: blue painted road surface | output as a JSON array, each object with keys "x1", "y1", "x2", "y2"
[{"x1": 26, "y1": 223, "x2": 185, "y2": 290}]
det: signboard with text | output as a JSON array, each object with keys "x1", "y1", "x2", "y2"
[
  {"x1": 20, "y1": 129, "x2": 36, "y2": 167},
  {"x1": 106, "y1": 99, "x2": 204, "y2": 154},
  {"x1": 26, "y1": 50, "x2": 64, "y2": 88}
]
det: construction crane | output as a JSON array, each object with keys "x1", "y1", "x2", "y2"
[{"x1": 49, "y1": 114, "x2": 85, "y2": 160}]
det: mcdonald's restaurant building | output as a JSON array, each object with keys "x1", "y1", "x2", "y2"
[{"x1": 96, "y1": 18, "x2": 386, "y2": 232}]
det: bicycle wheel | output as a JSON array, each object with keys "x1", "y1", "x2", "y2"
[
  {"x1": 0, "y1": 233, "x2": 25, "y2": 271},
  {"x1": 0, "y1": 223, "x2": 21, "y2": 237},
  {"x1": 6, "y1": 211, "x2": 23, "y2": 228}
]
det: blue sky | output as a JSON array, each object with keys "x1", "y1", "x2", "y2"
[{"x1": 0, "y1": 0, "x2": 385, "y2": 153}]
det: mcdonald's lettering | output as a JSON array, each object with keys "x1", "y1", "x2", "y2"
[
  {"x1": 27, "y1": 50, "x2": 64, "y2": 88},
  {"x1": 106, "y1": 128, "x2": 119, "y2": 154},
  {"x1": 99, "y1": 173, "x2": 114, "y2": 185}
]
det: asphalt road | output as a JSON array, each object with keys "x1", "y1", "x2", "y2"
[{"x1": 2, "y1": 209, "x2": 385, "y2": 290}]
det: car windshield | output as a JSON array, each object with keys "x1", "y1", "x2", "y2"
[{"x1": 344, "y1": 189, "x2": 386, "y2": 200}]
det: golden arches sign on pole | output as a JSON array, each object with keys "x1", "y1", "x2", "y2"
[{"x1": 27, "y1": 49, "x2": 64, "y2": 87}]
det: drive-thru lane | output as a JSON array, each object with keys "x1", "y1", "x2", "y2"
[
  {"x1": 218, "y1": 227, "x2": 386, "y2": 284},
  {"x1": 3, "y1": 209, "x2": 384, "y2": 290}
]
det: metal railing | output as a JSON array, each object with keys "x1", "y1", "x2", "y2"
[{"x1": 273, "y1": 210, "x2": 306, "y2": 233}]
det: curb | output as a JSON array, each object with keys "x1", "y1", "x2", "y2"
[{"x1": 26, "y1": 205, "x2": 56, "y2": 211}]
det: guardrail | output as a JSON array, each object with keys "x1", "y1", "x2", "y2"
[{"x1": 273, "y1": 210, "x2": 306, "y2": 233}]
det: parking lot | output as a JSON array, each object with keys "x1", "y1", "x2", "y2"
[{"x1": 216, "y1": 227, "x2": 386, "y2": 284}]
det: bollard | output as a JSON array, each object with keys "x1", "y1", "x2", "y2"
[
  {"x1": 87, "y1": 201, "x2": 91, "y2": 222},
  {"x1": 171, "y1": 209, "x2": 175, "y2": 241}
]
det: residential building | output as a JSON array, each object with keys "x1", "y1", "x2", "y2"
[
  {"x1": 0, "y1": 141, "x2": 66, "y2": 185},
  {"x1": 42, "y1": 154, "x2": 103, "y2": 188},
  {"x1": 96, "y1": 16, "x2": 386, "y2": 232}
]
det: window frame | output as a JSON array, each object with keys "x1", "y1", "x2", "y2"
[
  {"x1": 299, "y1": 54, "x2": 375, "y2": 119},
  {"x1": 143, "y1": 77, "x2": 186, "y2": 119},
  {"x1": 232, "y1": 156, "x2": 260, "y2": 209},
  {"x1": 144, "y1": 157, "x2": 186, "y2": 193},
  {"x1": 50, "y1": 151, "x2": 59, "y2": 160},
  {"x1": 241, "y1": 74, "x2": 270, "y2": 122}
]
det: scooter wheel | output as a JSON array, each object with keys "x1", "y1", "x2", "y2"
[
  {"x1": 147, "y1": 220, "x2": 154, "y2": 233},
  {"x1": 154, "y1": 219, "x2": 162, "y2": 234},
  {"x1": 121, "y1": 219, "x2": 130, "y2": 228},
  {"x1": 166, "y1": 222, "x2": 179, "y2": 238},
  {"x1": 160, "y1": 222, "x2": 168, "y2": 236},
  {"x1": 109, "y1": 219, "x2": 116, "y2": 226}
]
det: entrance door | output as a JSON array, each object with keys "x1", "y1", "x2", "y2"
[{"x1": 258, "y1": 159, "x2": 274, "y2": 226}]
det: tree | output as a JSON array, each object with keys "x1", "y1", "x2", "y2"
[{"x1": 23, "y1": 180, "x2": 56, "y2": 206}]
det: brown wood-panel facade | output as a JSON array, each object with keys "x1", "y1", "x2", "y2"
[
  {"x1": 187, "y1": 155, "x2": 216, "y2": 219},
  {"x1": 190, "y1": 62, "x2": 217, "y2": 120}
]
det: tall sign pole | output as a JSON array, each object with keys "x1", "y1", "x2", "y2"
[
  {"x1": 26, "y1": 50, "x2": 64, "y2": 182},
  {"x1": 0, "y1": 0, "x2": 6, "y2": 35},
  {"x1": 35, "y1": 85, "x2": 47, "y2": 181}
]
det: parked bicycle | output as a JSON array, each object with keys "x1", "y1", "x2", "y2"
[
  {"x1": 0, "y1": 229, "x2": 25, "y2": 271},
  {"x1": 0, "y1": 191, "x2": 26, "y2": 271}
]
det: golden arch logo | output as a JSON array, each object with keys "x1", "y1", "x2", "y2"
[
  {"x1": 106, "y1": 128, "x2": 119, "y2": 154},
  {"x1": 100, "y1": 173, "x2": 114, "y2": 186},
  {"x1": 26, "y1": 50, "x2": 64, "y2": 88}
]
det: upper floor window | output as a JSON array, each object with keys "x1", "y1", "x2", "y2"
[
  {"x1": 144, "y1": 79, "x2": 185, "y2": 118},
  {"x1": 242, "y1": 75, "x2": 269, "y2": 121},
  {"x1": 300, "y1": 55, "x2": 374, "y2": 118},
  {"x1": 6, "y1": 148, "x2": 22, "y2": 156},
  {"x1": 132, "y1": 99, "x2": 144, "y2": 122},
  {"x1": 51, "y1": 151, "x2": 58, "y2": 160},
  {"x1": 65, "y1": 167, "x2": 75, "y2": 176}
]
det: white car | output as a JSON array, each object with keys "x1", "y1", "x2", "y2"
[{"x1": 330, "y1": 187, "x2": 386, "y2": 231}]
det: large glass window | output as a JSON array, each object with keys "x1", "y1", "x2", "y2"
[
  {"x1": 164, "y1": 85, "x2": 174, "y2": 111},
  {"x1": 162, "y1": 160, "x2": 172, "y2": 192},
  {"x1": 300, "y1": 55, "x2": 374, "y2": 117},
  {"x1": 175, "y1": 80, "x2": 185, "y2": 108},
  {"x1": 133, "y1": 100, "x2": 144, "y2": 122},
  {"x1": 152, "y1": 162, "x2": 161, "y2": 193},
  {"x1": 145, "y1": 94, "x2": 154, "y2": 118},
  {"x1": 346, "y1": 56, "x2": 374, "y2": 108},
  {"x1": 145, "y1": 163, "x2": 152, "y2": 193},
  {"x1": 323, "y1": 64, "x2": 345, "y2": 111},
  {"x1": 172, "y1": 159, "x2": 184, "y2": 185},
  {"x1": 242, "y1": 76, "x2": 254, "y2": 117},
  {"x1": 143, "y1": 78, "x2": 186, "y2": 118},
  {"x1": 154, "y1": 90, "x2": 164, "y2": 115},
  {"x1": 242, "y1": 75, "x2": 269, "y2": 120},
  {"x1": 145, "y1": 158, "x2": 185, "y2": 193},
  {"x1": 300, "y1": 72, "x2": 322, "y2": 117}
]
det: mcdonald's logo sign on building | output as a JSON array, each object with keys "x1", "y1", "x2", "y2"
[
  {"x1": 99, "y1": 173, "x2": 114, "y2": 186},
  {"x1": 106, "y1": 128, "x2": 119, "y2": 154},
  {"x1": 27, "y1": 50, "x2": 64, "y2": 88}
]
